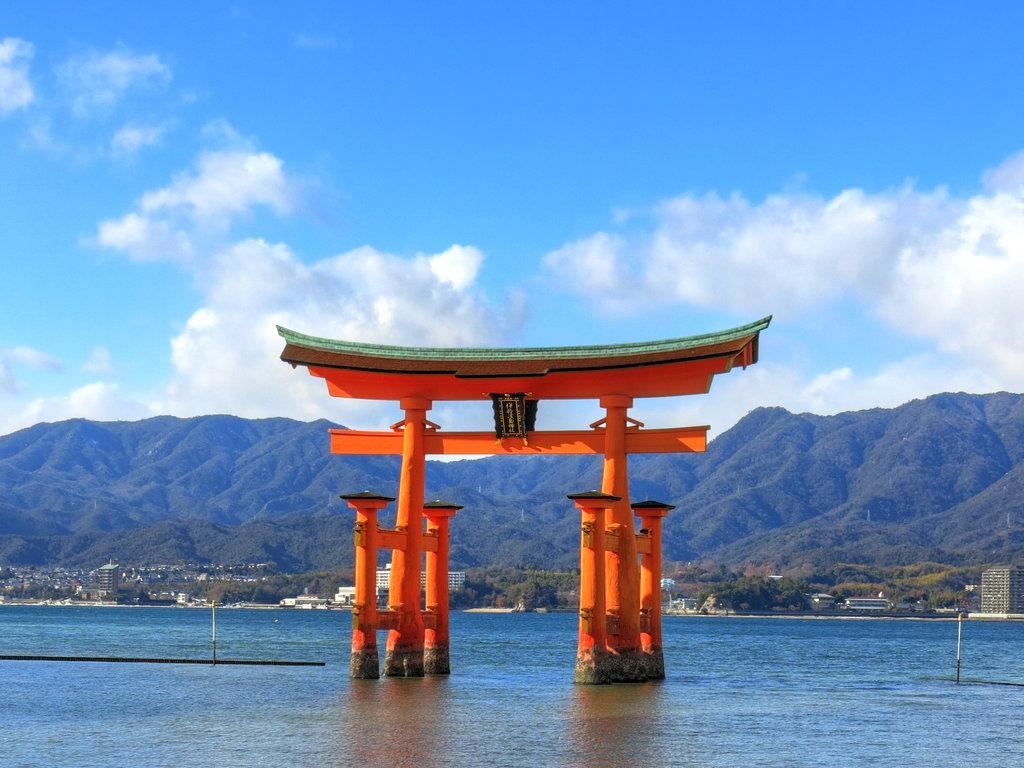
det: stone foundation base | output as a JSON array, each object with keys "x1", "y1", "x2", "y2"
[
  {"x1": 383, "y1": 648, "x2": 425, "y2": 677},
  {"x1": 575, "y1": 646, "x2": 665, "y2": 684},
  {"x1": 574, "y1": 648, "x2": 611, "y2": 684},
  {"x1": 424, "y1": 644, "x2": 450, "y2": 675},
  {"x1": 642, "y1": 647, "x2": 665, "y2": 680},
  {"x1": 349, "y1": 648, "x2": 380, "y2": 679},
  {"x1": 604, "y1": 648, "x2": 649, "y2": 683}
]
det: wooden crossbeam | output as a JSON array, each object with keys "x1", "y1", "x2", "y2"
[
  {"x1": 376, "y1": 528, "x2": 438, "y2": 553},
  {"x1": 604, "y1": 529, "x2": 621, "y2": 553},
  {"x1": 635, "y1": 532, "x2": 652, "y2": 555},
  {"x1": 372, "y1": 609, "x2": 437, "y2": 632},
  {"x1": 377, "y1": 528, "x2": 406, "y2": 551},
  {"x1": 329, "y1": 426, "x2": 708, "y2": 456}
]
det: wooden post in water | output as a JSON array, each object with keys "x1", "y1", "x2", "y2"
[
  {"x1": 423, "y1": 500, "x2": 462, "y2": 675},
  {"x1": 956, "y1": 612, "x2": 964, "y2": 684},
  {"x1": 384, "y1": 397, "x2": 430, "y2": 677},
  {"x1": 211, "y1": 600, "x2": 217, "y2": 665},
  {"x1": 341, "y1": 491, "x2": 395, "y2": 679},
  {"x1": 633, "y1": 499, "x2": 675, "y2": 680},
  {"x1": 570, "y1": 491, "x2": 619, "y2": 684},
  {"x1": 597, "y1": 396, "x2": 646, "y2": 682}
]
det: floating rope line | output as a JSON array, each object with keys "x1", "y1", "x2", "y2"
[
  {"x1": 957, "y1": 678, "x2": 1024, "y2": 688},
  {"x1": 0, "y1": 654, "x2": 324, "y2": 666}
]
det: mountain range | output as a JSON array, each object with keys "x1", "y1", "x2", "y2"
[{"x1": 2, "y1": 391, "x2": 1023, "y2": 572}]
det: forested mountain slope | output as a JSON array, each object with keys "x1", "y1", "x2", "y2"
[{"x1": 2, "y1": 392, "x2": 1022, "y2": 570}]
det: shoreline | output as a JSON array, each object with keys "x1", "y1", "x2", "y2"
[
  {"x1": 462, "y1": 607, "x2": 516, "y2": 613},
  {"x1": 666, "y1": 611, "x2": 967, "y2": 621},
  {"x1": 0, "y1": 602, "x2": 544, "y2": 615},
  {"x1": 4, "y1": 600, "x2": 1018, "y2": 621}
]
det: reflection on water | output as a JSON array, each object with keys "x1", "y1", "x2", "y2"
[
  {"x1": 339, "y1": 678, "x2": 456, "y2": 768},
  {"x1": 4, "y1": 608, "x2": 1024, "y2": 768},
  {"x1": 566, "y1": 684, "x2": 681, "y2": 768},
  {"x1": 334, "y1": 664, "x2": 691, "y2": 768}
]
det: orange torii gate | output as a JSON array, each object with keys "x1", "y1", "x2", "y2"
[{"x1": 278, "y1": 316, "x2": 770, "y2": 683}]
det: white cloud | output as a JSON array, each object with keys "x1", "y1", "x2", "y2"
[
  {"x1": 0, "y1": 345, "x2": 61, "y2": 393},
  {"x1": 82, "y1": 347, "x2": 114, "y2": 375},
  {"x1": 543, "y1": 232, "x2": 629, "y2": 305},
  {"x1": 0, "y1": 37, "x2": 34, "y2": 115},
  {"x1": 24, "y1": 115, "x2": 70, "y2": 154},
  {"x1": 86, "y1": 144, "x2": 519, "y2": 429},
  {"x1": 96, "y1": 212, "x2": 195, "y2": 263},
  {"x1": 428, "y1": 245, "x2": 484, "y2": 291},
  {"x1": 983, "y1": 150, "x2": 1024, "y2": 192},
  {"x1": 110, "y1": 122, "x2": 167, "y2": 155},
  {"x1": 636, "y1": 354, "x2": 1002, "y2": 441},
  {"x1": 6, "y1": 346, "x2": 61, "y2": 370},
  {"x1": 45, "y1": 145, "x2": 1024, "y2": 442},
  {"x1": 0, "y1": 363, "x2": 12, "y2": 393},
  {"x1": 200, "y1": 118, "x2": 247, "y2": 146},
  {"x1": 881, "y1": 188, "x2": 1024, "y2": 379},
  {"x1": 543, "y1": 159, "x2": 1024, "y2": 390},
  {"x1": 154, "y1": 238, "x2": 515, "y2": 425},
  {"x1": 141, "y1": 150, "x2": 294, "y2": 221},
  {"x1": 60, "y1": 49, "x2": 171, "y2": 117},
  {"x1": 95, "y1": 149, "x2": 299, "y2": 263},
  {"x1": 546, "y1": 187, "x2": 957, "y2": 318},
  {"x1": 7, "y1": 382, "x2": 151, "y2": 433}
]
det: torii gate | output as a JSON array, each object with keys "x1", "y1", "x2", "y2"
[{"x1": 278, "y1": 316, "x2": 770, "y2": 683}]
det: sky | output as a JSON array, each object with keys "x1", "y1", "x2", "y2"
[{"x1": 2, "y1": 3, "x2": 1024, "y2": 440}]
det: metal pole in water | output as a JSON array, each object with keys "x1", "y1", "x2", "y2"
[
  {"x1": 212, "y1": 600, "x2": 218, "y2": 665},
  {"x1": 955, "y1": 612, "x2": 963, "y2": 684}
]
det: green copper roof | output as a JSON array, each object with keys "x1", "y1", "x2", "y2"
[{"x1": 276, "y1": 316, "x2": 771, "y2": 363}]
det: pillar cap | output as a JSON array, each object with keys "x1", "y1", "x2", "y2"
[
  {"x1": 631, "y1": 499, "x2": 675, "y2": 518},
  {"x1": 339, "y1": 490, "x2": 395, "y2": 502},
  {"x1": 424, "y1": 499, "x2": 464, "y2": 512},
  {"x1": 399, "y1": 396, "x2": 432, "y2": 410},
  {"x1": 630, "y1": 499, "x2": 676, "y2": 511},
  {"x1": 599, "y1": 394, "x2": 634, "y2": 408},
  {"x1": 567, "y1": 490, "x2": 622, "y2": 502}
]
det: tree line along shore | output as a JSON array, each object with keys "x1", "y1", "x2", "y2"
[{"x1": 4, "y1": 562, "x2": 987, "y2": 614}]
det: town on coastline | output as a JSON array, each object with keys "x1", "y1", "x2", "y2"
[{"x1": 4, "y1": 559, "x2": 1024, "y2": 620}]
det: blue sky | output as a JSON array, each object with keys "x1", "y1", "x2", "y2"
[{"x1": 2, "y1": 3, "x2": 1024, "y2": 437}]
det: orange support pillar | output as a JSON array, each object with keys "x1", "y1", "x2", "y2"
[
  {"x1": 383, "y1": 397, "x2": 431, "y2": 677},
  {"x1": 598, "y1": 395, "x2": 645, "y2": 681},
  {"x1": 423, "y1": 500, "x2": 462, "y2": 675},
  {"x1": 569, "y1": 491, "x2": 618, "y2": 684},
  {"x1": 341, "y1": 491, "x2": 394, "y2": 679},
  {"x1": 632, "y1": 499, "x2": 675, "y2": 680}
]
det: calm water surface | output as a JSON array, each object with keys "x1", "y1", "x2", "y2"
[{"x1": 1, "y1": 606, "x2": 1022, "y2": 767}]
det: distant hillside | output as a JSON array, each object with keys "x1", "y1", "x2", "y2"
[{"x1": 2, "y1": 392, "x2": 1024, "y2": 571}]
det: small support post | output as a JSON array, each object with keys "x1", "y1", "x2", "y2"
[
  {"x1": 956, "y1": 612, "x2": 963, "y2": 685},
  {"x1": 632, "y1": 499, "x2": 675, "y2": 680},
  {"x1": 423, "y1": 500, "x2": 462, "y2": 675},
  {"x1": 384, "y1": 397, "x2": 431, "y2": 677},
  {"x1": 341, "y1": 491, "x2": 395, "y2": 679},
  {"x1": 569, "y1": 491, "x2": 620, "y2": 684},
  {"x1": 211, "y1": 600, "x2": 217, "y2": 665}
]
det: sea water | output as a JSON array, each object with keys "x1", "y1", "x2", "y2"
[{"x1": 1, "y1": 606, "x2": 1022, "y2": 767}]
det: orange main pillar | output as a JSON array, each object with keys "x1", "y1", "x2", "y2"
[
  {"x1": 569, "y1": 491, "x2": 618, "y2": 684},
  {"x1": 383, "y1": 397, "x2": 430, "y2": 677},
  {"x1": 633, "y1": 499, "x2": 675, "y2": 680},
  {"x1": 341, "y1": 491, "x2": 394, "y2": 679},
  {"x1": 599, "y1": 395, "x2": 645, "y2": 681},
  {"x1": 423, "y1": 500, "x2": 462, "y2": 675}
]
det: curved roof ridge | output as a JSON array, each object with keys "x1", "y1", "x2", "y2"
[{"x1": 277, "y1": 315, "x2": 771, "y2": 362}]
